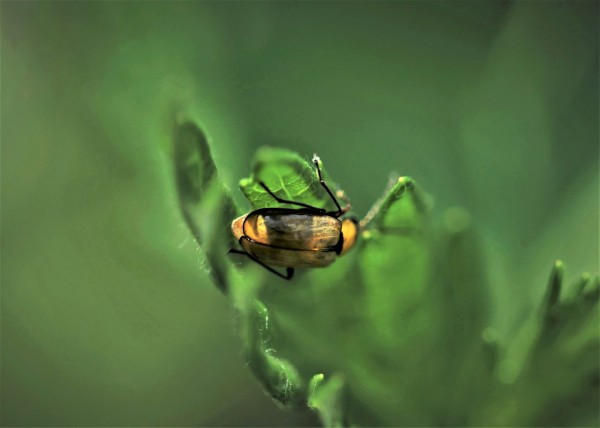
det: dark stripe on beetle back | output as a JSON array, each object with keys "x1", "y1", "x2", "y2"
[
  {"x1": 239, "y1": 236, "x2": 339, "y2": 253},
  {"x1": 333, "y1": 231, "x2": 344, "y2": 255},
  {"x1": 239, "y1": 236, "x2": 337, "y2": 268}
]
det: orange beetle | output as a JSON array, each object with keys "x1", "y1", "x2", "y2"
[{"x1": 229, "y1": 155, "x2": 358, "y2": 280}]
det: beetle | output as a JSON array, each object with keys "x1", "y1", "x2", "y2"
[{"x1": 229, "y1": 155, "x2": 358, "y2": 280}]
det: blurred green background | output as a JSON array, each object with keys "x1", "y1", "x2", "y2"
[{"x1": 2, "y1": 1, "x2": 598, "y2": 426}]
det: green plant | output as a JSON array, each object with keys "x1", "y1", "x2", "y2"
[{"x1": 174, "y1": 121, "x2": 598, "y2": 427}]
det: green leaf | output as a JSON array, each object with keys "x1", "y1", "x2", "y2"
[
  {"x1": 308, "y1": 374, "x2": 347, "y2": 427},
  {"x1": 239, "y1": 147, "x2": 335, "y2": 211},
  {"x1": 359, "y1": 177, "x2": 433, "y2": 347},
  {"x1": 176, "y1": 144, "x2": 599, "y2": 427},
  {"x1": 174, "y1": 121, "x2": 239, "y2": 293},
  {"x1": 245, "y1": 301, "x2": 306, "y2": 406},
  {"x1": 474, "y1": 264, "x2": 599, "y2": 427},
  {"x1": 361, "y1": 176, "x2": 430, "y2": 232}
]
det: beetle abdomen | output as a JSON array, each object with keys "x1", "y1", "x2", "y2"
[
  {"x1": 240, "y1": 237, "x2": 337, "y2": 268},
  {"x1": 243, "y1": 210, "x2": 341, "y2": 251}
]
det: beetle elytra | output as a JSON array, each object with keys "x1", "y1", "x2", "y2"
[{"x1": 229, "y1": 155, "x2": 358, "y2": 280}]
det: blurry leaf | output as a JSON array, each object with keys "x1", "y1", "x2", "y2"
[
  {"x1": 475, "y1": 263, "x2": 599, "y2": 427},
  {"x1": 359, "y1": 177, "x2": 433, "y2": 348},
  {"x1": 308, "y1": 374, "x2": 346, "y2": 428},
  {"x1": 431, "y1": 208, "x2": 492, "y2": 424},
  {"x1": 524, "y1": 264, "x2": 599, "y2": 426},
  {"x1": 361, "y1": 176, "x2": 429, "y2": 232}
]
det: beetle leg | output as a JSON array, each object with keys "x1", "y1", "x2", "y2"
[
  {"x1": 312, "y1": 156, "x2": 346, "y2": 216},
  {"x1": 259, "y1": 181, "x2": 325, "y2": 213},
  {"x1": 228, "y1": 248, "x2": 295, "y2": 280},
  {"x1": 283, "y1": 267, "x2": 294, "y2": 280}
]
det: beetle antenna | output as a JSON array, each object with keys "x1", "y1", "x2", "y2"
[{"x1": 312, "y1": 155, "x2": 343, "y2": 216}]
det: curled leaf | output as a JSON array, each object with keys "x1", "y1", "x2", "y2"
[{"x1": 173, "y1": 121, "x2": 238, "y2": 293}]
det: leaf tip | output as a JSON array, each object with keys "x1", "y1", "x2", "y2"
[
  {"x1": 308, "y1": 373, "x2": 326, "y2": 407},
  {"x1": 545, "y1": 260, "x2": 564, "y2": 309},
  {"x1": 397, "y1": 175, "x2": 413, "y2": 187},
  {"x1": 239, "y1": 177, "x2": 252, "y2": 189}
]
